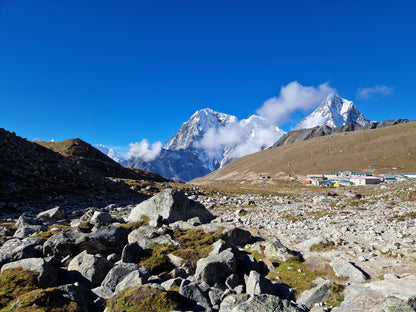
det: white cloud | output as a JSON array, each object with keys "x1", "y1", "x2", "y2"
[
  {"x1": 126, "y1": 139, "x2": 162, "y2": 161},
  {"x1": 357, "y1": 85, "x2": 393, "y2": 99},
  {"x1": 256, "y1": 81, "x2": 336, "y2": 124}
]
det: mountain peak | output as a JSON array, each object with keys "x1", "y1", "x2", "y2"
[
  {"x1": 295, "y1": 94, "x2": 370, "y2": 130},
  {"x1": 163, "y1": 108, "x2": 238, "y2": 151}
]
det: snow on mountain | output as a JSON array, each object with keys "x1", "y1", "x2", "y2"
[
  {"x1": 295, "y1": 93, "x2": 371, "y2": 130},
  {"x1": 124, "y1": 108, "x2": 285, "y2": 181},
  {"x1": 163, "y1": 108, "x2": 239, "y2": 151},
  {"x1": 94, "y1": 144, "x2": 125, "y2": 163}
]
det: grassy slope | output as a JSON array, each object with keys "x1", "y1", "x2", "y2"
[{"x1": 191, "y1": 121, "x2": 416, "y2": 184}]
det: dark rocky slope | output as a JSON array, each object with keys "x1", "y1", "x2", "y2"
[{"x1": 0, "y1": 129, "x2": 139, "y2": 207}]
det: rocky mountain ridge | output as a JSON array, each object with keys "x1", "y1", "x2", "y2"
[
  {"x1": 295, "y1": 93, "x2": 370, "y2": 130},
  {"x1": 125, "y1": 108, "x2": 285, "y2": 181}
]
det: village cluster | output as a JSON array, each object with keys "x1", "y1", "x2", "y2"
[{"x1": 301, "y1": 171, "x2": 416, "y2": 187}]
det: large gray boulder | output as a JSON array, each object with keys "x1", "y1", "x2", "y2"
[
  {"x1": 263, "y1": 238, "x2": 297, "y2": 262},
  {"x1": 127, "y1": 225, "x2": 179, "y2": 249},
  {"x1": 180, "y1": 280, "x2": 210, "y2": 307},
  {"x1": 101, "y1": 262, "x2": 147, "y2": 291},
  {"x1": 246, "y1": 270, "x2": 279, "y2": 296},
  {"x1": 113, "y1": 270, "x2": 147, "y2": 294},
  {"x1": 219, "y1": 294, "x2": 307, "y2": 312},
  {"x1": 68, "y1": 250, "x2": 113, "y2": 287},
  {"x1": 297, "y1": 280, "x2": 333, "y2": 309},
  {"x1": 334, "y1": 278, "x2": 416, "y2": 312},
  {"x1": 195, "y1": 248, "x2": 237, "y2": 285},
  {"x1": 0, "y1": 237, "x2": 44, "y2": 266},
  {"x1": 222, "y1": 227, "x2": 252, "y2": 247},
  {"x1": 43, "y1": 225, "x2": 128, "y2": 257},
  {"x1": 1, "y1": 257, "x2": 58, "y2": 288},
  {"x1": 330, "y1": 256, "x2": 369, "y2": 284},
  {"x1": 126, "y1": 188, "x2": 213, "y2": 224}
]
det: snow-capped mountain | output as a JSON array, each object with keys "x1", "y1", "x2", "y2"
[
  {"x1": 94, "y1": 144, "x2": 126, "y2": 163},
  {"x1": 164, "y1": 108, "x2": 238, "y2": 151},
  {"x1": 295, "y1": 93, "x2": 370, "y2": 130},
  {"x1": 124, "y1": 108, "x2": 285, "y2": 181}
]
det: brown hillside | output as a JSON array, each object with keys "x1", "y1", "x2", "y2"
[
  {"x1": 190, "y1": 121, "x2": 416, "y2": 185},
  {"x1": 36, "y1": 139, "x2": 169, "y2": 182}
]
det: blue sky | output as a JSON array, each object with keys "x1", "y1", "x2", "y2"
[{"x1": 1, "y1": 0, "x2": 415, "y2": 153}]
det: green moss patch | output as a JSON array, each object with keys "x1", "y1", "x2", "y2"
[
  {"x1": 138, "y1": 228, "x2": 222, "y2": 274},
  {"x1": 0, "y1": 268, "x2": 39, "y2": 308},
  {"x1": 139, "y1": 243, "x2": 178, "y2": 274},
  {"x1": 106, "y1": 285, "x2": 191, "y2": 312},
  {"x1": 326, "y1": 283, "x2": 345, "y2": 308},
  {"x1": 0, "y1": 268, "x2": 80, "y2": 312},
  {"x1": 33, "y1": 225, "x2": 71, "y2": 240},
  {"x1": 267, "y1": 257, "x2": 324, "y2": 298},
  {"x1": 309, "y1": 241, "x2": 336, "y2": 252},
  {"x1": 0, "y1": 288, "x2": 80, "y2": 312}
]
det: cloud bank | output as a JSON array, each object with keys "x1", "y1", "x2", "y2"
[
  {"x1": 357, "y1": 85, "x2": 393, "y2": 99},
  {"x1": 256, "y1": 81, "x2": 336, "y2": 124},
  {"x1": 126, "y1": 139, "x2": 162, "y2": 161}
]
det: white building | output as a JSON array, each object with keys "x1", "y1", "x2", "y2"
[{"x1": 350, "y1": 176, "x2": 382, "y2": 185}]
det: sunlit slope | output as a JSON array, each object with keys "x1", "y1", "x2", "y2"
[{"x1": 190, "y1": 122, "x2": 416, "y2": 184}]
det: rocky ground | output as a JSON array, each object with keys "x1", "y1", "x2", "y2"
[
  {"x1": 194, "y1": 181, "x2": 416, "y2": 280},
  {"x1": 0, "y1": 181, "x2": 415, "y2": 311}
]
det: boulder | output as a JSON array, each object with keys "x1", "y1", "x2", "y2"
[
  {"x1": 68, "y1": 251, "x2": 113, "y2": 287},
  {"x1": 14, "y1": 216, "x2": 47, "y2": 232},
  {"x1": 195, "y1": 248, "x2": 237, "y2": 285},
  {"x1": 263, "y1": 238, "x2": 297, "y2": 262},
  {"x1": 222, "y1": 227, "x2": 252, "y2": 247},
  {"x1": 113, "y1": 270, "x2": 147, "y2": 294},
  {"x1": 1, "y1": 257, "x2": 58, "y2": 288},
  {"x1": 90, "y1": 211, "x2": 113, "y2": 225},
  {"x1": 0, "y1": 237, "x2": 44, "y2": 266},
  {"x1": 127, "y1": 225, "x2": 179, "y2": 249},
  {"x1": 59, "y1": 283, "x2": 98, "y2": 312},
  {"x1": 13, "y1": 227, "x2": 37, "y2": 238},
  {"x1": 335, "y1": 278, "x2": 416, "y2": 311},
  {"x1": 246, "y1": 270, "x2": 278, "y2": 296},
  {"x1": 126, "y1": 188, "x2": 213, "y2": 224},
  {"x1": 37, "y1": 206, "x2": 66, "y2": 220},
  {"x1": 219, "y1": 294, "x2": 307, "y2": 312},
  {"x1": 101, "y1": 262, "x2": 146, "y2": 291},
  {"x1": 43, "y1": 225, "x2": 128, "y2": 257},
  {"x1": 121, "y1": 242, "x2": 143, "y2": 263},
  {"x1": 297, "y1": 280, "x2": 333, "y2": 309},
  {"x1": 180, "y1": 280, "x2": 210, "y2": 307},
  {"x1": 330, "y1": 256, "x2": 369, "y2": 284}
]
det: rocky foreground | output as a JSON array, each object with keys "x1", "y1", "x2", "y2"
[{"x1": 0, "y1": 182, "x2": 415, "y2": 311}]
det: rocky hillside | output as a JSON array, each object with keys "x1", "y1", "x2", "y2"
[
  {"x1": 37, "y1": 138, "x2": 169, "y2": 182},
  {"x1": 273, "y1": 119, "x2": 412, "y2": 148},
  {"x1": 0, "y1": 129, "x2": 139, "y2": 207},
  {"x1": 191, "y1": 121, "x2": 416, "y2": 184}
]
